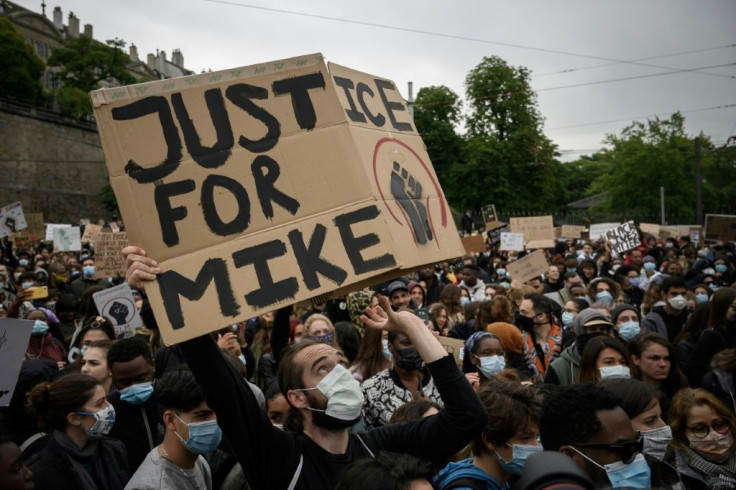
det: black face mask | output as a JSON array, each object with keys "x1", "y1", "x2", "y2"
[
  {"x1": 516, "y1": 315, "x2": 536, "y2": 332},
  {"x1": 576, "y1": 332, "x2": 606, "y2": 357},
  {"x1": 396, "y1": 347, "x2": 423, "y2": 371}
]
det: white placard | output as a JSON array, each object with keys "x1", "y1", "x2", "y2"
[
  {"x1": 0, "y1": 318, "x2": 34, "y2": 406},
  {"x1": 589, "y1": 222, "x2": 619, "y2": 240},
  {"x1": 605, "y1": 221, "x2": 640, "y2": 255},
  {"x1": 500, "y1": 232, "x2": 525, "y2": 251},
  {"x1": 53, "y1": 226, "x2": 81, "y2": 251},
  {"x1": 93, "y1": 283, "x2": 143, "y2": 337},
  {"x1": 0, "y1": 202, "x2": 28, "y2": 238},
  {"x1": 45, "y1": 223, "x2": 72, "y2": 241}
]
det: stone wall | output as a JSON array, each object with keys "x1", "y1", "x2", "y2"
[{"x1": 0, "y1": 99, "x2": 112, "y2": 223}]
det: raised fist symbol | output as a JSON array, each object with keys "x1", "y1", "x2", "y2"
[{"x1": 109, "y1": 301, "x2": 129, "y2": 325}]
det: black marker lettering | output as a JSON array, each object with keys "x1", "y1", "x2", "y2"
[
  {"x1": 232, "y1": 240, "x2": 299, "y2": 308},
  {"x1": 272, "y1": 72, "x2": 326, "y2": 130},
  {"x1": 158, "y1": 258, "x2": 239, "y2": 329},
  {"x1": 332, "y1": 76, "x2": 366, "y2": 123},
  {"x1": 251, "y1": 155, "x2": 300, "y2": 219},
  {"x1": 154, "y1": 179, "x2": 196, "y2": 247},
  {"x1": 334, "y1": 205, "x2": 397, "y2": 274},
  {"x1": 374, "y1": 79, "x2": 413, "y2": 132},
  {"x1": 288, "y1": 224, "x2": 348, "y2": 290},
  {"x1": 201, "y1": 175, "x2": 251, "y2": 236},
  {"x1": 356, "y1": 82, "x2": 385, "y2": 127},
  {"x1": 225, "y1": 83, "x2": 281, "y2": 153},
  {"x1": 171, "y1": 88, "x2": 233, "y2": 169},
  {"x1": 112, "y1": 96, "x2": 183, "y2": 183}
]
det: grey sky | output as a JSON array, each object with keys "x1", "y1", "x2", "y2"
[{"x1": 23, "y1": 0, "x2": 736, "y2": 160}]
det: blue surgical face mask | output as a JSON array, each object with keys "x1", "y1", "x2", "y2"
[
  {"x1": 496, "y1": 443, "x2": 543, "y2": 475},
  {"x1": 19, "y1": 259, "x2": 29, "y2": 267},
  {"x1": 629, "y1": 277, "x2": 641, "y2": 288},
  {"x1": 708, "y1": 283, "x2": 718, "y2": 292},
  {"x1": 476, "y1": 355, "x2": 505, "y2": 378},
  {"x1": 460, "y1": 296, "x2": 470, "y2": 307},
  {"x1": 696, "y1": 293, "x2": 709, "y2": 304},
  {"x1": 32, "y1": 320, "x2": 49, "y2": 336},
  {"x1": 596, "y1": 290, "x2": 614, "y2": 304},
  {"x1": 119, "y1": 381, "x2": 154, "y2": 405},
  {"x1": 571, "y1": 448, "x2": 651, "y2": 488},
  {"x1": 566, "y1": 267, "x2": 578, "y2": 273},
  {"x1": 381, "y1": 338, "x2": 393, "y2": 361},
  {"x1": 83, "y1": 265, "x2": 95, "y2": 278},
  {"x1": 21, "y1": 281, "x2": 34, "y2": 289},
  {"x1": 496, "y1": 268, "x2": 506, "y2": 277},
  {"x1": 561, "y1": 311, "x2": 575, "y2": 327},
  {"x1": 643, "y1": 262, "x2": 656, "y2": 272},
  {"x1": 618, "y1": 321, "x2": 641, "y2": 342},
  {"x1": 715, "y1": 264, "x2": 728, "y2": 274},
  {"x1": 174, "y1": 413, "x2": 222, "y2": 454}
]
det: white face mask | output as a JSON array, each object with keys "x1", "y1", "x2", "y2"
[
  {"x1": 640, "y1": 425, "x2": 672, "y2": 461},
  {"x1": 667, "y1": 295, "x2": 687, "y2": 310},
  {"x1": 297, "y1": 364, "x2": 364, "y2": 421},
  {"x1": 599, "y1": 365, "x2": 631, "y2": 379}
]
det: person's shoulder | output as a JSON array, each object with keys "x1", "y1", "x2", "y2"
[{"x1": 362, "y1": 367, "x2": 391, "y2": 387}]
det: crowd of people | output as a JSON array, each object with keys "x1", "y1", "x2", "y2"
[{"x1": 1, "y1": 225, "x2": 736, "y2": 489}]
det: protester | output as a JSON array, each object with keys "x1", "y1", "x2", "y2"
[
  {"x1": 428, "y1": 302, "x2": 449, "y2": 335},
  {"x1": 80, "y1": 340, "x2": 115, "y2": 394},
  {"x1": 701, "y1": 349, "x2": 736, "y2": 414},
  {"x1": 26, "y1": 374, "x2": 129, "y2": 489},
  {"x1": 518, "y1": 294, "x2": 571, "y2": 383},
  {"x1": 70, "y1": 257, "x2": 111, "y2": 298},
  {"x1": 302, "y1": 313, "x2": 341, "y2": 350},
  {"x1": 334, "y1": 451, "x2": 436, "y2": 490},
  {"x1": 611, "y1": 303, "x2": 641, "y2": 343},
  {"x1": 350, "y1": 327, "x2": 392, "y2": 383},
  {"x1": 577, "y1": 336, "x2": 631, "y2": 384},
  {"x1": 388, "y1": 399, "x2": 441, "y2": 424},
  {"x1": 628, "y1": 332, "x2": 688, "y2": 415},
  {"x1": 463, "y1": 332, "x2": 507, "y2": 387},
  {"x1": 0, "y1": 437, "x2": 34, "y2": 490},
  {"x1": 23, "y1": 308, "x2": 67, "y2": 364},
  {"x1": 674, "y1": 301, "x2": 711, "y2": 371},
  {"x1": 561, "y1": 297, "x2": 589, "y2": 330},
  {"x1": 439, "y1": 284, "x2": 464, "y2": 329},
  {"x1": 408, "y1": 281, "x2": 427, "y2": 310},
  {"x1": 642, "y1": 276, "x2": 689, "y2": 342}
]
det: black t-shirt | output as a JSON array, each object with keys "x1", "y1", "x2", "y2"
[{"x1": 652, "y1": 305, "x2": 687, "y2": 342}]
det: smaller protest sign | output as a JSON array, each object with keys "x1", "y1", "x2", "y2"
[
  {"x1": 462, "y1": 234, "x2": 486, "y2": 254},
  {"x1": 23, "y1": 212, "x2": 44, "y2": 237},
  {"x1": 639, "y1": 223, "x2": 661, "y2": 237},
  {"x1": 658, "y1": 226, "x2": 679, "y2": 239},
  {"x1": 689, "y1": 228, "x2": 701, "y2": 245},
  {"x1": 589, "y1": 223, "x2": 619, "y2": 240},
  {"x1": 0, "y1": 318, "x2": 34, "y2": 406},
  {"x1": 481, "y1": 204, "x2": 499, "y2": 231},
  {"x1": 53, "y1": 226, "x2": 81, "y2": 251},
  {"x1": 605, "y1": 221, "x2": 640, "y2": 255},
  {"x1": 45, "y1": 223, "x2": 71, "y2": 241},
  {"x1": 506, "y1": 249, "x2": 549, "y2": 284},
  {"x1": 500, "y1": 232, "x2": 525, "y2": 251},
  {"x1": 81, "y1": 224, "x2": 102, "y2": 243},
  {"x1": 0, "y1": 202, "x2": 28, "y2": 238},
  {"x1": 704, "y1": 215, "x2": 736, "y2": 241},
  {"x1": 437, "y1": 336, "x2": 465, "y2": 367},
  {"x1": 93, "y1": 232, "x2": 129, "y2": 279},
  {"x1": 93, "y1": 284, "x2": 143, "y2": 337},
  {"x1": 560, "y1": 225, "x2": 584, "y2": 239},
  {"x1": 488, "y1": 224, "x2": 509, "y2": 244}
]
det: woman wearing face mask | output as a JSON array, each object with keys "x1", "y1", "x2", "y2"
[
  {"x1": 67, "y1": 316, "x2": 116, "y2": 364},
  {"x1": 588, "y1": 277, "x2": 622, "y2": 312},
  {"x1": 713, "y1": 256, "x2": 735, "y2": 287},
  {"x1": 26, "y1": 374, "x2": 129, "y2": 489},
  {"x1": 360, "y1": 325, "x2": 443, "y2": 429},
  {"x1": 463, "y1": 332, "x2": 507, "y2": 389},
  {"x1": 303, "y1": 313, "x2": 342, "y2": 350},
  {"x1": 578, "y1": 336, "x2": 631, "y2": 384},
  {"x1": 670, "y1": 388, "x2": 736, "y2": 489},
  {"x1": 561, "y1": 298, "x2": 589, "y2": 330},
  {"x1": 350, "y1": 327, "x2": 392, "y2": 383},
  {"x1": 24, "y1": 308, "x2": 67, "y2": 363},
  {"x1": 599, "y1": 378, "x2": 685, "y2": 489},
  {"x1": 629, "y1": 333, "x2": 688, "y2": 415},
  {"x1": 684, "y1": 287, "x2": 736, "y2": 387},
  {"x1": 435, "y1": 379, "x2": 542, "y2": 489}
]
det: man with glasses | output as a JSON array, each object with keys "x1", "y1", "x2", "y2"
[{"x1": 540, "y1": 384, "x2": 651, "y2": 488}]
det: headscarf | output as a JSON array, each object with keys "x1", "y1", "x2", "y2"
[{"x1": 464, "y1": 331, "x2": 499, "y2": 359}]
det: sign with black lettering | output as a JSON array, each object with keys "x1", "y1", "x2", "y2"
[
  {"x1": 92, "y1": 53, "x2": 463, "y2": 344},
  {"x1": 605, "y1": 221, "x2": 640, "y2": 255},
  {"x1": 93, "y1": 283, "x2": 143, "y2": 337},
  {"x1": 0, "y1": 202, "x2": 28, "y2": 238}
]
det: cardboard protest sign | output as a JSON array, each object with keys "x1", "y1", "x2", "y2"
[
  {"x1": 605, "y1": 221, "x2": 640, "y2": 255},
  {"x1": 638, "y1": 223, "x2": 660, "y2": 237},
  {"x1": 560, "y1": 225, "x2": 584, "y2": 239},
  {"x1": 462, "y1": 234, "x2": 486, "y2": 254},
  {"x1": 689, "y1": 227, "x2": 701, "y2": 245},
  {"x1": 81, "y1": 224, "x2": 103, "y2": 243},
  {"x1": 437, "y1": 336, "x2": 465, "y2": 367},
  {"x1": 0, "y1": 318, "x2": 33, "y2": 406},
  {"x1": 500, "y1": 232, "x2": 524, "y2": 251},
  {"x1": 92, "y1": 53, "x2": 463, "y2": 344},
  {"x1": 705, "y1": 214, "x2": 736, "y2": 241},
  {"x1": 589, "y1": 223, "x2": 619, "y2": 240},
  {"x1": 45, "y1": 223, "x2": 71, "y2": 241},
  {"x1": 23, "y1": 213, "x2": 44, "y2": 237},
  {"x1": 93, "y1": 283, "x2": 143, "y2": 337},
  {"x1": 53, "y1": 226, "x2": 81, "y2": 251},
  {"x1": 506, "y1": 249, "x2": 549, "y2": 284},
  {"x1": 0, "y1": 202, "x2": 28, "y2": 238},
  {"x1": 93, "y1": 232, "x2": 129, "y2": 278},
  {"x1": 658, "y1": 226, "x2": 679, "y2": 239},
  {"x1": 487, "y1": 224, "x2": 509, "y2": 244},
  {"x1": 481, "y1": 204, "x2": 499, "y2": 231},
  {"x1": 509, "y1": 215, "x2": 555, "y2": 249}
]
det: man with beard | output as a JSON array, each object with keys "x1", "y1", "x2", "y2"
[
  {"x1": 540, "y1": 384, "x2": 651, "y2": 488},
  {"x1": 123, "y1": 246, "x2": 487, "y2": 490}
]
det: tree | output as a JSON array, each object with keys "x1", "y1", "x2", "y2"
[
  {"x1": 554, "y1": 154, "x2": 609, "y2": 206},
  {"x1": 454, "y1": 56, "x2": 560, "y2": 211},
  {"x1": 0, "y1": 17, "x2": 45, "y2": 104},
  {"x1": 413, "y1": 86, "x2": 465, "y2": 188}
]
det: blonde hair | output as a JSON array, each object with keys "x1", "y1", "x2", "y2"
[{"x1": 303, "y1": 313, "x2": 340, "y2": 349}]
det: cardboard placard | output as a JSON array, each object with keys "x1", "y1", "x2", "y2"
[
  {"x1": 92, "y1": 53, "x2": 464, "y2": 344},
  {"x1": 437, "y1": 336, "x2": 465, "y2": 367},
  {"x1": 23, "y1": 213, "x2": 45, "y2": 237},
  {"x1": 509, "y1": 215, "x2": 554, "y2": 242},
  {"x1": 605, "y1": 221, "x2": 640, "y2": 255},
  {"x1": 506, "y1": 249, "x2": 549, "y2": 284},
  {"x1": 93, "y1": 232, "x2": 129, "y2": 278},
  {"x1": 45, "y1": 223, "x2": 71, "y2": 241},
  {"x1": 500, "y1": 232, "x2": 525, "y2": 251},
  {"x1": 0, "y1": 318, "x2": 34, "y2": 406},
  {"x1": 462, "y1": 235, "x2": 486, "y2": 254},
  {"x1": 93, "y1": 283, "x2": 143, "y2": 337},
  {"x1": 481, "y1": 204, "x2": 499, "y2": 231},
  {"x1": 589, "y1": 223, "x2": 619, "y2": 240},
  {"x1": 639, "y1": 223, "x2": 660, "y2": 237},
  {"x1": 82, "y1": 224, "x2": 103, "y2": 243},
  {"x1": 658, "y1": 226, "x2": 679, "y2": 239},
  {"x1": 705, "y1": 214, "x2": 736, "y2": 241},
  {"x1": 0, "y1": 202, "x2": 28, "y2": 238},
  {"x1": 53, "y1": 226, "x2": 81, "y2": 251},
  {"x1": 560, "y1": 225, "x2": 584, "y2": 239}
]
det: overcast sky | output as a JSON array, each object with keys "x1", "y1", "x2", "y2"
[{"x1": 21, "y1": 0, "x2": 736, "y2": 161}]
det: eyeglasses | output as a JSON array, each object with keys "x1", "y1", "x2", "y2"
[
  {"x1": 687, "y1": 420, "x2": 730, "y2": 439},
  {"x1": 572, "y1": 436, "x2": 642, "y2": 464}
]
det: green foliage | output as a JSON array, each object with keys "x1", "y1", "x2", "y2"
[
  {"x1": 48, "y1": 36, "x2": 136, "y2": 93},
  {"x1": 0, "y1": 17, "x2": 45, "y2": 104},
  {"x1": 56, "y1": 86, "x2": 91, "y2": 120},
  {"x1": 99, "y1": 182, "x2": 119, "y2": 214},
  {"x1": 554, "y1": 155, "x2": 609, "y2": 205}
]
